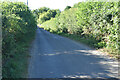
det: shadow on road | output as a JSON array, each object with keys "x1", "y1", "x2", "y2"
[{"x1": 28, "y1": 28, "x2": 118, "y2": 78}]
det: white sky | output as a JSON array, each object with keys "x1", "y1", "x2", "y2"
[
  {"x1": 2, "y1": 0, "x2": 119, "y2": 10},
  {"x1": 15, "y1": 0, "x2": 85, "y2": 11}
]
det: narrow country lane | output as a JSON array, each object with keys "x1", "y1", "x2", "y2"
[{"x1": 28, "y1": 28, "x2": 118, "y2": 78}]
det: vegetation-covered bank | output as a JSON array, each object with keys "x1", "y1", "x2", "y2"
[
  {"x1": 41, "y1": 2, "x2": 120, "y2": 59},
  {"x1": 1, "y1": 1, "x2": 37, "y2": 78}
]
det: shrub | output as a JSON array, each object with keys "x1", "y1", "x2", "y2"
[
  {"x1": 41, "y1": 1, "x2": 119, "y2": 57},
  {"x1": 1, "y1": 1, "x2": 37, "y2": 78}
]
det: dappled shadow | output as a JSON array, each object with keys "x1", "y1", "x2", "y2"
[
  {"x1": 28, "y1": 28, "x2": 118, "y2": 78},
  {"x1": 35, "y1": 50, "x2": 118, "y2": 78}
]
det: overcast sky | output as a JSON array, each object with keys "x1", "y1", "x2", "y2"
[
  {"x1": 15, "y1": 0, "x2": 85, "y2": 11},
  {"x1": 2, "y1": 0, "x2": 118, "y2": 10}
]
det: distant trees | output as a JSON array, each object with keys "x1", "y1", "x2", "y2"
[
  {"x1": 32, "y1": 7, "x2": 50, "y2": 19},
  {"x1": 33, "y1": 7, "x2": 61, "y2": 24}
]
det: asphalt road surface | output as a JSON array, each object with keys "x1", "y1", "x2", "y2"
[{"x1": 28, "y1": 28, "x2": 119, "y2": 78}]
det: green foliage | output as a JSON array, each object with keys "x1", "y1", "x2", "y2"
[
  {"x1": 37, "y1": 9, "x2": 61, "y2": 24},
  {"x1": 32, "y1": 7, "x2": 50, "y2": 19},
  {"x1": 32, "y1": 7, "x2": 60, "y2": 24},
  {"x1": 41, "y1": 2, "x2": 119, "y2": 57},
  {"x1": 42, "y1": 8, "x2": 79, "y2": 34},
  {"x1": 1, "y1": 1, "x2": 37, "y2": 78},
  {"x1": 64, "y1": 6, "x2": 71, "y2": 10},
  {"x1": 76, "y1": 2, "x2": 119, "y2": 54},
  {"x1": 41, "y1": 18, "x2": 58, "y2": 32}
]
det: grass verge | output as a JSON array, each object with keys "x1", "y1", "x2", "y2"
[
  {"x1": 55, "y1": 32, "x2": 119, "y2": 59},
  {"x1": 2, "y1": 32, "x2": 36, "y2": 78},
  {"x1": 56, "y1": 33, "x2": 99, "y2": 48}
]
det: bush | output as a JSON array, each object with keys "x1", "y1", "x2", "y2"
[
  {"x1": 41, "y1": 1, "x2": 119, "y2": 57},
  {"x1": 1, "y1": 1, "x2": 37, "y2": 78}
]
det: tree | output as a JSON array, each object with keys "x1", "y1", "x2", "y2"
[
  {"x1": 32, "y1": 7, "x2": 50, "y2": 19},
  {"x1": 64, "y1": 6, "x2": 71, "y2": 10},
  {"x1": 37, "y1": 9, "x2": 61, "y2": 24}
]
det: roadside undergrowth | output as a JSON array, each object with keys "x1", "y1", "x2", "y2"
[
  {"x1": 2, "y1": 2, "x2": 37, "y2": 78},
  {"x1": 2, "y1": 32, "x2": 36, "y2": 78},
  {"x1": 40, "y1": 1, "x2": 119, "y2": 59},
  {"x1": 54, "y1": 32, "x2": 119, "y2": 59}
]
